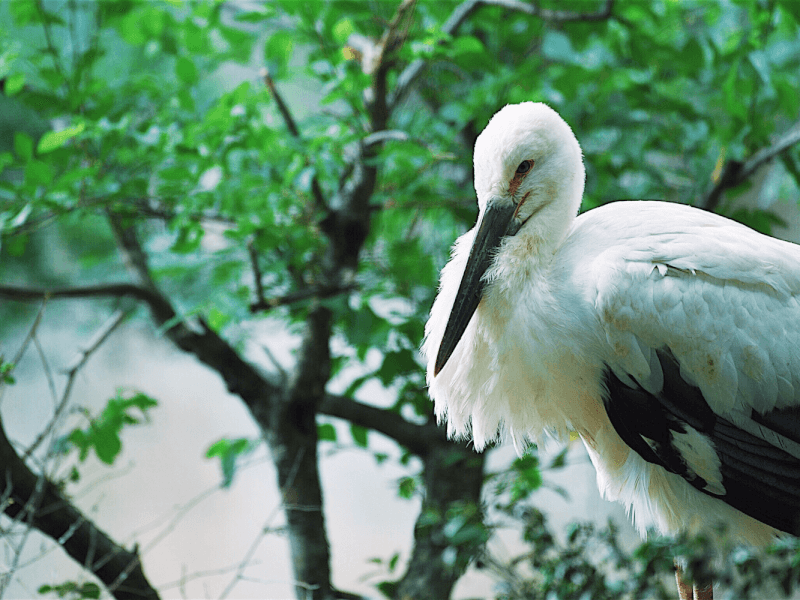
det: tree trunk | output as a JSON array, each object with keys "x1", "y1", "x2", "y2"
[
  {"x1": 268, "y1": 306, "x2": 336, "y2": 600},
  {"x1": 395, "y1": 441, "x2": 486, "y2": 600}
]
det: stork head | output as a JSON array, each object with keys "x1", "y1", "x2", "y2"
[{"x1": 434, "y1": 102, "x2": 585, "y2": 375}]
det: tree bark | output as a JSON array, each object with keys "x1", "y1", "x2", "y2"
[
  {"x1": 395, "y1": 441, "x2": 486, "y2": 600},
  {"x1": 268, "y1": 306, "x2": 336, "y2": 600},
  {"x1": 0, "y1": 417, "x2": 160, "y2": 600}
]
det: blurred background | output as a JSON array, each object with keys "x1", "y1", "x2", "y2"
[{"x1": 1, "y1": 1, "x2": 800, "y2": 599}]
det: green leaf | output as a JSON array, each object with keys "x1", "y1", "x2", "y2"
[
  {"x1": 10, "y1": 0, "x2": 37, "y2": 25},
  {"x1": 206, "y1": 307, "x2": 231, "y2": 332},
  {"x1": 235, "y1": 10, "x2": 272, "y2": 23},
  {"x1": 333, "y1": 18, "x2": 355, "y2": 44},
  {"x1": 450, "y1": 35, "x2": 484, "y2": 58},
  {"x1": 318, "y1": 422, "x2": 337, "y2": 442},
  {"x1": 510, "y1": 454, "x2": 543, "y2": 501},
  {"x1": 397, "y1": 476, "x2": 417, "y2": 499},
  {"x1": 264, "y1": 31, "x2": 294, "y2": 77},
  {"x1": 175, "y1": 55, "x2": 198, "y2": 84},
  {"x1": 91, "y1": 426, "x2": 122, "y2": 465},
  {"x1": 37, "y1": 124, "x2": 86, "y2": 154},
  {"x1": 4, "y1": 72, "x2": 25, "y2": 96},
  {"x1": 778, "y1": 0, "x2": 800, "y2": 24},
  {"x1": 38, "y1": 581, "x2": 100, "y2": 599},
  {"x1": 0, "y1": 360, "x2": 15, "y2": 385},
  {"x1": 63, "y1": 392, "x2": 158, "y2": 466},
  {"x1": 205, "y1": 437, "x2": 255, "y2": 488},
  {"x1": 25, "y1": 160, "x2": 54, "y2": 186},
  {"x1": 376, "y1": 349, "x2": 419, "y2": 386},
  {"x1": 723, "y1": 58, "x2": 746, "y2": 120},
  {"x1": 350, "y1": 423, "x2": 368, "y2": 447},
  {"x1": 13, "y1": 132, "x2": 33, "y2": 161}
]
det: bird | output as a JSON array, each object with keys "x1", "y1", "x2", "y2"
[{"x1": 422, "y1": 102, "x2": 800, "y2": 600}]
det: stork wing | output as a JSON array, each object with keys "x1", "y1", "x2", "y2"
[{"x1": 581, "y1": 202, "x2": 800, "y2": 534}]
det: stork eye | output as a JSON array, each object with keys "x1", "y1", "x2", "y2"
[{"x1": 515, "y1": 160, "x2": 534, "y2": 175}]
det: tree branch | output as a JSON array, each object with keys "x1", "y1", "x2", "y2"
[
  {"x1": 249, "y1": 283, "x2": 357, "y2": 313},
  {"x1": 389, "y1": 0, "x2": 615, "y2": 110},
  {"x1": 106, "y1": 215, "x2": 283, "y2": 410},
  {"x1": 0, "y1": 283, "x2": 175, "y2": 327},
  {"x1": 0, "y1": 417, "x2": 160, "y2": 600},
  {"x1": 701, "y1": 119, "x2": 800, "y2": 212},
  {"x1": 263, "y1": 70, "x2": 328, "y2": 212},
  {"x1": 247, "y1": 238, "x2": 267, "y2": 310},
  {"x1": 319, "y1": 394, "x2": 442, "y2": 457},
  {"x1": 24, "y1": 309, "x2": 128, "y2": 461},
  {"x1": 0, "y1": 279, "x2": 277, "y2": 420}
]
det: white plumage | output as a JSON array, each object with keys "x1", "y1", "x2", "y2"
[{"x1": 423, "y1": 102, "x2": 800, "y2": 557}]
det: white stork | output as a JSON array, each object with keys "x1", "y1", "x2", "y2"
[{"x1": 423, "y1": 102, "x2": 800, "y2": 600}]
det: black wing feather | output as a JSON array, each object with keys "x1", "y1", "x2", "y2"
[{"x1": 603, "y1": 348, "x2": 800, "y2": 535}]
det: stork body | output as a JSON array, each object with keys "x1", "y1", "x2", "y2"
[{"x1": 424, "y1": 103, "x2": 800, "y2": 558}]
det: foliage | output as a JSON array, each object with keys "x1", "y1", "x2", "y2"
[
  {"x1": 60, "y1": 391, "x2": 158, "y2": 465},
  {"x1": 37, "y1": 582, "x2": 101, "y2": 600},
  {"x1": 2, "y1": 0, "x2": 800, "y2": 599},
  {"x1": 205, "y1": 436, "x2": 257, "y2": 488},
  {"x1": 0, "y1": 358, "x2": 15, "y2": 385},
  {"x1": 488, "y1": 506, "x2": 800, "y2": 600}
]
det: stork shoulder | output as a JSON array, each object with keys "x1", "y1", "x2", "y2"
[
  {"x1": 570, "y1": 201, "x2": 800, "y2": 295},
  {"x1": 563, "y1": 201, "x2": 800, "y2": 418}
]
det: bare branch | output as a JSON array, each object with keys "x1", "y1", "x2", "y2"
[
  {"x1": 0, "y1": 283, "x2": 175, "y2": 325},
  {"x1": 108, "y1": 214, "x2": 159, "y2": 292},
  {"x1": 247, "y1": 238, "x2": 266, "y2": 309},
  {"x1": 23, "y1": 309, "x2": 129, "y2": 461},
  {"x1": 262, "y1": 70, "x2": 328, "y2": 212},
  {"x1": 263, "y1": 69, "x2": 301, "y2": 137},
  {"x1": 219, "y1": 506, "x2": 284, "y2": 599},
  {"x1": 369, "y1": 0, "x2": 417, "y2": 131},
  {"x1": 32, "y1": 334, "x2": 59, "y2": 406},
  {"x1": 701, "y1": 119, "x2": 800, "y2": 212},
  {"x1": 389, "y1": 0, "x2": 615, "y2": 110},
  {"x1": 0, "y1": 417, "x2": 160, "y2": 600},
  {"x1": 0, "y1": 301, "x2": 47, "y2": 405},
  {"x1": 34, "y1": 0, "x2": 68, "y2": 91},
  {"x1": 319, "y1": 394, "x2": 442, "y2": 456},
  {"x1": 249, "y1": 283, "x2": 357, "y2": 313}
]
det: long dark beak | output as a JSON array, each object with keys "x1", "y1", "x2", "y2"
[{"x1": 434, "y1": 198, "x2": 521, "y2": 375}]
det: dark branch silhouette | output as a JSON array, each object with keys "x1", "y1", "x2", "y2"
[{"x1": 701, "y1": 119, "x2": 800, "y2": 212}]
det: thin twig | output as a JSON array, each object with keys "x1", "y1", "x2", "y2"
[
  {"x1": 32, "y1": 334, "x2": 58, "y2": 407},
  {"x1": 131, "y1": 451, "x2": 270, "y2": 555},
  {"x1": 23, "y1": 309, "x2": 129, "y2": 461},
  {"x1": 262, "y1": 70, "x2": 328, "y2": 212},
  {"x1": 249, "y1": 283, "x2": 357, "y2": 313},
  {"x1": 701, "y1": 119, "x2": 800, "y2": 212},
  {"x1": 260, "y1": 344, "x2": 288, "y2": 385},
  {"x1": 218, "y1": 511, "x2": 283, "y2": 599},
  {"x1": 218, "y1": 445, "x2": 307, "y2": 599},
  {"x1": 262, "y1": 69, "x2": 301, "y2": 137},
  {"x1": 0, "y1": 301, "x2": 47, "y2": 404},
  {"x1": 0, "y1": 462, "x2": 48, "y2": 599},
  {"x1": 34, "y1": 0, "x2": 69, "y2": 92}
]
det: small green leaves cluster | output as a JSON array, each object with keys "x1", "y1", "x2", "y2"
[
  {"x1": 0, "y1": 358, "x2": 15, "y2": 385},
  {"x1": 205, "y1": 437, "x2": 257, "y2": 488},
  {"x1": 60, "y1": 392, "x2": 158, "y2": 466},
  {"x1": 37, "y1": 581, "x2": 100, "y2": 600}
]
